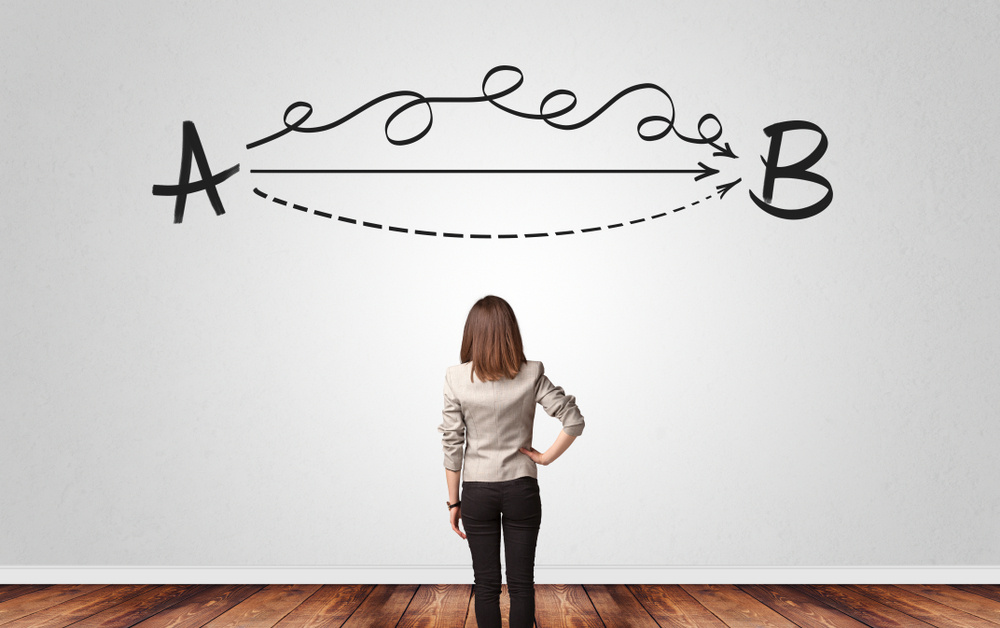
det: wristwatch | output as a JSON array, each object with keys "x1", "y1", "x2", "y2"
[{"x1": 447, "y1": 500, "x2": 461, "y2": 510}]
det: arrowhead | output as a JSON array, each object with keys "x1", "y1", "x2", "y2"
[
  {"x1": 715, "y1": 178, "x2": 742, "y2": 199},
  {"x1": 694, "y1": 162, "x2": 719, "y2": 181},
  {"x1": 712, "y1": 142, "x2": 738, "y2": 160}
]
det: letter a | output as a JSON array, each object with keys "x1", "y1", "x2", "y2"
[
  {"x1": 152, "y1": 121, "x2": 240, "y2": 224},
  {"x1": 749, "y1": 120, "x2": 832, "y2": 220}
]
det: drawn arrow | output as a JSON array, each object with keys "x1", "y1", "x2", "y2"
[
  {"x1": 250, "y1": 162, "x2": 720, "y2": 181},
  {"x1": 711, "y1": 141, "x2": 737, "y2": 159},
  {"x1": 715, "y1": 177, "x2": 742, "y2": 199},
  {"x1": 253, "y1": 185, "x2": 728, "y2": 239},
  {"x1": 247, "y1": 65, "x2": 737, "y2": 164}
]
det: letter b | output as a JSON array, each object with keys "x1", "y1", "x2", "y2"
[{"x1": 749, "y1": 120, "x2": 832, "y2": 219}]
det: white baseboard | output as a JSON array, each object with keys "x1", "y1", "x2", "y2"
[{"x1": 2, "y1": 566, "x2": 999, "y2": 584}]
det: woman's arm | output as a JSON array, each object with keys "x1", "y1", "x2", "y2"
[
  {"x1": 439, "y1": 368, "x2": 467, "y2": 539},
  {"x1": 520, "y1": 428, "x2": 577, "y2": 466},
  {"x1": 445, "y1": 468, "x2": 461, "y2": 505},
  {"x1": 534, "y1": 363, "x2": 585, "y2": 437},
  {"x1": 445, "y1": 468, "x2": 465, "y2": 539}
]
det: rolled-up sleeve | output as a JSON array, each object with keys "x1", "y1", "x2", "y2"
[
  {"x1": 437, "y1": 369, "x2": 466, "y2": 472},
  {"x1": 535, "y1": 362, "x2": 585, "y2": 436}
]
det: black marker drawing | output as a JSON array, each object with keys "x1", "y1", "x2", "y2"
[
  {"x1": 246, "y1": 65, "x2": 736, "y2": 159},
  {"x1": 749, "y1": 120, "x2": 833, "y2": 219},
  {"x1": 151, "y1": 121, "x2": 239, "y2": 224},
  {"x1": 248, "y1": 176, "x2": 746, "y2": 239},
  {"x1": 251, "y1": 164, "x2": 720, "y2": 181},
  {"x1": 152, "y1": 65, "x2": 830, "y2": 229},
  {"x1": 252, "y1": 186, "x2": 726, "y2": 239}
]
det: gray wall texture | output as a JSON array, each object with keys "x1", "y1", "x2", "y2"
[{"x1": 1, "y1": 0, "x2": 998, "y2": 566}]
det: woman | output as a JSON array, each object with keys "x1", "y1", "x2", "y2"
[{"x1": 437, "y1": 295, "x2": 585, "y2": 628}]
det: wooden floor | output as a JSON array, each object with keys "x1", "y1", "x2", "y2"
[{"x1": 1, "y1": 584, "x2": 1000, "y2": 627}]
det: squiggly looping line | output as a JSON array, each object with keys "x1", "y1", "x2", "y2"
[{"x1": 246, "y1": 65, "x2": 725, "y2": 151}]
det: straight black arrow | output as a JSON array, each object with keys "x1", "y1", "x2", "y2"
[{"x1": 251, "y1": 161, "x2": 720, "y2": 181}]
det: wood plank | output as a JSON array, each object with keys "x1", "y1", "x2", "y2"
[
  {"x1": 583, "y1": 584, "x2": 660, "y2": 627},
  {"x1": 272, "y1": 585, "x2": 376, "y2": 627},
  {"x1": 464, "y1": 583, "x2": 515, "y2": 628},
  {"x1": 896, "y1": 585, "x2": 1000, "y2": 624},
  {"x1": 61, "y1": 585, "x2": 203, "y2": 628},
  {"x1": 843, "y1": 584, "x2": 1000, "y2": 628},
  {"x1": 397, "y1": 584, "x2": 472, "y2": 628},
  {"x1": 9, "y1": 584, "x2": 1000, "y2": 627},
  {"x1": 0, "y1": 585, "x2": 152, "y2": 628},
  {"x1": 955, "y1": 586, "x2": 1000, "y2": 605},
  {"x1": 0, "y1": 585, "x2": 129, "y2": 626},
  {"x1": 535, "y1": 584, "x2": 602, "y2": 627},
  {"x1": 202, "y1": 585, "x2": 323, "y2": 628},
  {"x1": 740, "y1": 584, "x2": 876, "y2": 628},
  {"x1": 796, "y1": 584, "x2": 937, "y2": 627},
  {"x1": 626, "y1": 584, "x2": 728, "y2": 628},
  {"x1": 133, "y1": 585, "x2": 267, "y2": 627},
  {"x1": 341, "y1": 584, "x2": 418, "y2": 628},
  {"x1": 0, "y1": 585, "x2": 53, "y2": 604},
  {"x1": 680, "y1": 584, "x2": 800, "y2": 628}
]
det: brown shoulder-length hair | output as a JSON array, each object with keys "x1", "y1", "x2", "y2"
[{"x1": 461, "y1": 295, "x2": 527, "y2": 382}]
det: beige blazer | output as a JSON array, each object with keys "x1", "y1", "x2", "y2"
[{"x1": 437, "y1": 360, "x2": 585, "y2": 482}]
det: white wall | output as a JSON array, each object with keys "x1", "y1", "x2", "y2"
[{"x1": 2, "y1": 0, "x2": 998, "y2": 567}]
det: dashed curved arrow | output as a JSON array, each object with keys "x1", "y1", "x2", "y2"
[{"x1": 251, "y1": 182, "x2": 742, "y2": 238}]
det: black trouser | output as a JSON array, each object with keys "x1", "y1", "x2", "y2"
[{"x1": 461, "y1": 475, "x2": 542, "y2": 628}]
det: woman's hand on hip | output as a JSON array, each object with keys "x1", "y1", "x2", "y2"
[
  {"x1": 519, "y1": 446, "x2": 549, "y2": 465},
  {"x1": 450, "y1": 506, "x2": 466, "y2": 540}
]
